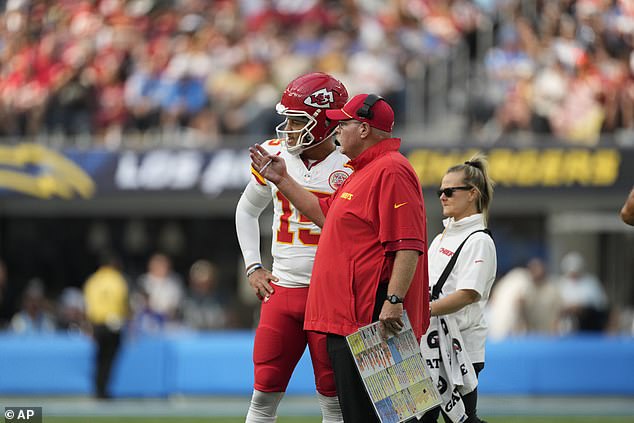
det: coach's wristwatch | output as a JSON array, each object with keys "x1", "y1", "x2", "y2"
[{"x1": 385, "y1": 294, "x2": 404, "y2": 304}]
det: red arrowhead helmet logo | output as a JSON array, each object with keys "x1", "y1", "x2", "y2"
[{"x1": 304, "y1": 88, "x2": 334, "y2": 108}]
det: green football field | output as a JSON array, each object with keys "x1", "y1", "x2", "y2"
[
  {"x1": 43, "y1": 417, "x2": 634, "y2": 423},
  {"x1": 8, "y1": 395, "x2": 632, "y2": 422}
]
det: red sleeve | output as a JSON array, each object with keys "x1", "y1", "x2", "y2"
[
  {"x1": 377, "y1": 164, "x2": 427, "y2": 246},
  {"x1": 319, "y1": 178, "x2": 347, "y2": 217},
  {"x1": 319, "y1": 193, "x2": 334, "y2": 217},
  {"x1": 384, "y1": 239, "x2": 425, "y2": 254}
]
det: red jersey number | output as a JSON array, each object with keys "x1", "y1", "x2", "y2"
[{"x1": 276, "y1": 191, "x2": 330, "y2": 246}]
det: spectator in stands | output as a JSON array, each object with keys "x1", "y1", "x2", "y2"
[
  {"x1": 123, "y1": 42, "x2": 168, "y2": 140},
  {"x1": 473, "y1": 23, "x2": 535, "y2": 138},
  {"x1": 549, "y1": 50, "x2": 605, "y2": 145},
  {"x1": 530, "y1": 58, "x2": 569, "y2": 135},
  {"x1": 557, "y1": 251, "x2": 610, "y2": 333},
  {"x1": 90, "y1": 48, "x2": 129, "y2": 149},
  {"x1": 206, "y1": 57, "x2": 277, "y2": 137},
  {"x1": 592, "y1": 45, "x2": 629, "y2": 135},
  {"x1": 158, "y1": 30, "x2": 216, "y2": 143},
  {"x1": 127, "y1": 287, "x2": 166, "y2": 338},
  {"x1": 84, "y1": 253, "x2": 129, "y2": 399},
  {"x1": 56, "y1": 287, "x2": 91, "y2": 336},
  {"x1": 621, "y1": 186, "x2": 634, "y2": 226},
  {"x1": 346, "y1": 36, "x2": 406, "y2": 122},
  {"x1": 619, "y1": 51, "x2": 634, "y2": 140},
  {"x1": 518, "y1": 258, "x2": 563, "y2": 335},
  {"x1": 488, "y1": 257, "x2": 563, "y2": 339},
  {"x1": 181, "y1": 259, "x2": 228, "y2": 330},
  {"x1": 487, "y1": 265, "x2": 532, "y2": 340},
  {"x1": 136, "y1": 252, "x2": 184, "y2": 323},
  {"x1": 10, "y1": 278, "x2": 56, "y2": 334},
  {"x1": 45, "y1": 59, "x2": 96, "y2": 139}
]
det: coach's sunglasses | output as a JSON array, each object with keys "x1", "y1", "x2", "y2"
[{"x1": 437, "y1": 186, "x2": 472, "y2": 198}]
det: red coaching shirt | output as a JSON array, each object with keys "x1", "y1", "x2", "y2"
[{"x1": 304, "y1": 138, "x2": 430, "y2": 341}]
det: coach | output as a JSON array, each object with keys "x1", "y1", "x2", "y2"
[{"x1": 250, "y1": 94, "x2": 430, "y2": 423}]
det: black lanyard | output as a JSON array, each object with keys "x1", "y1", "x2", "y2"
[{"x1": 430, "y1": 229, "x2": 492, "y2": 301}]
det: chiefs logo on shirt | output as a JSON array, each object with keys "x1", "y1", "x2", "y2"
[{"x1": 304, "y1": 88, "x2": 334, "y2": 108}]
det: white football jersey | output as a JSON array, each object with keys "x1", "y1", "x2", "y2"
[{"x1": 252, "y1": 139, "x2": 352, "y2": 287}]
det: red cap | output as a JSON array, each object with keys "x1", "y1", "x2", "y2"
[{"x1": 325, "y1": 94, "x2": 394, "y2": 132}]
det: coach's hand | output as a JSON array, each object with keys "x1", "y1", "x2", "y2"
[
  {"x1": 248, "y1": 267, "x2": 278, "y2": 301},
  {"x1": 379, "y1": 303, "x2": 404, "y2": 337}
]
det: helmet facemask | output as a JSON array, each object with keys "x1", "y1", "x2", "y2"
[
  {"x1": 274, "y1": 72, "x2": 348, "y2": 155},
  {"x1": 275, "y1": 104, "x2": 320, "y2": 156}
]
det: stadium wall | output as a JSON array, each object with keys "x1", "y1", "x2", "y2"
[{"x1": 0, "y1": 332, "x2": 633, "y2": 397}]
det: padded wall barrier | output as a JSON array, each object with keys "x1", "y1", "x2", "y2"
[{"x1": 1, "y1": 332, "x2": 632, "y2": 397}]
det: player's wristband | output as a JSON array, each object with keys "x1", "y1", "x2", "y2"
[{"x1": 246, "y1": 263, "x2": 263, "y2": 278}]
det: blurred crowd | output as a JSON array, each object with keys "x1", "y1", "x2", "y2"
[
  {"x1": 472, "y1": 0, "x2": 634, "y2": 145},
  {"x1": 0, "y1": 0, "x2": 499, "y2": 148},
  {"x1": 1, "y1": 0, "x2": 633, "y2": 148},
  {"x1": 0, "y1": 251, "x2": 248, "y2": 399},
  {"x1": 487, "y1": 250, "x2": 629, "y2": 340},
  {"x1": 0, "y1": 252, "x2": 245, "y2": 338},
  {"x1": 2, "y1": 248, "x2": 630, "y2": 339}
]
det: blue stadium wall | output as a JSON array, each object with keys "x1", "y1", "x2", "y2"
[{"x1": 1, "y1": 332, "x2": 633, "y2": 397}]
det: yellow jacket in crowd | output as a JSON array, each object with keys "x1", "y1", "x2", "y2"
[{"x1": 84, "y1": 265, "x2": 129, "y2": 327}]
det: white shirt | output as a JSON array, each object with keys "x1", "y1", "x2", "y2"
[
  {"x1": 138, "y1": 273, "x2": 184, "y2": 317},
  {"x1": 235, "y1": 139, "x2": 351, "y2": 288},
  {"x1": 486, "y1": 267, "x2": 532, "y2": 340},
  {"x1": 428, "y1": 214, "x2": 497, "y2": 363},
  {"x1": 558, "y1": 273, "x2": 607, "y2": 310}
]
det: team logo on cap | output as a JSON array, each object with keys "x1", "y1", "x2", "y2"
[
  {"x1": 304, "y1": 88, "x2": 334, "y2": 108},
  {"x1": 329, "y1": 170, "x2": 349, "y2": 189}
]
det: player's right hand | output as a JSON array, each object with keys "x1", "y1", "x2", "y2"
[
  {"x1": 247, "y1": 267, "x2": 278, "y2": 301},
  {"x1": 249, "y1": 144, "x2": 286, "y2": 184}
]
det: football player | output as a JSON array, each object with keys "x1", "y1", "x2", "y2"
[{"x1": 235, "y1": 72, "x2": 351, "y2": 423}]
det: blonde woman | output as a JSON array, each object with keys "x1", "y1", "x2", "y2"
[{"x1": 421, "y1": 153, "x2": 496, "y2": 423}]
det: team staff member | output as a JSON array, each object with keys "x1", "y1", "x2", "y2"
[
  {"x1": 83, "y1": 253, "x2": 129, "y2": 399},
  {"x1": 621, "y1": 186, "x2": 634, "y2": 226},
  {"x1": 236, "y1": 72, "x2": 349, "y2": 423},
  {"x1": 250, "y1": 94, "x2": 429, "y2": 423},
  {"x1": 421, "y1": 154, "x2": 496, "y2": 423}
]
